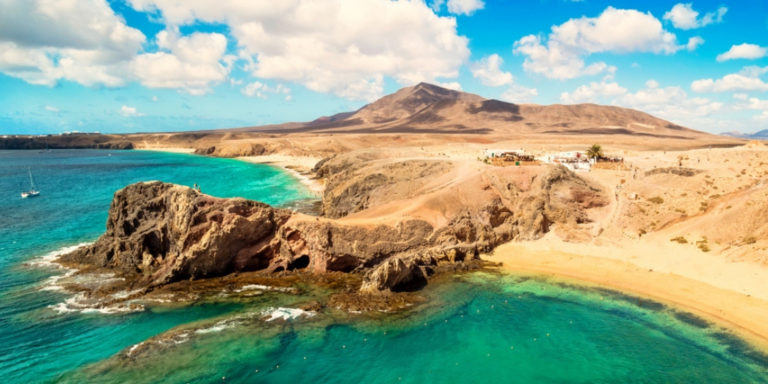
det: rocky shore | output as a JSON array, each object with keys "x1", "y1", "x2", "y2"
[{"x1": 58, "y1": 156, "x2": 608, "y2": 311}]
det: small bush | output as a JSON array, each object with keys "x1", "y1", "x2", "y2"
[
  {"x1": 670, "y1": 236, "x2": 688, "y2": 244},
  {"x1": 648, "y1": 196, "x2": 664, "y2": 204},
  {"x1": 744, "y1": 236, "x2": 757, "y2": 245},
  {"x1": 696, "y1": 237, "x2": 710, "y2": 252}
]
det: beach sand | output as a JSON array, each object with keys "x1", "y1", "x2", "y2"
[
  {"x1": 135, "y1": 147, "x2": 195, "y2": 154},
  {"x1": 487, "y1": 233, "x2": 768, "y2": 352},
  {"x1": 238, "y1": 155, "x2": 325, "y2": 194}
]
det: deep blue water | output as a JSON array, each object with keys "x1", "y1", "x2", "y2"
[{"x1": 1, "y1": 150, "x2": 766, "y2": 383}]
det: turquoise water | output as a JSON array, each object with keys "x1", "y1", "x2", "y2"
[
  {"x1": 1, "y1": 150, "x2": 767, "y2": 383},
  {"x1": 61, "y1": 274, "x2": 768, "y2": 383},
  {"x1": 0, "y1": 150, "x2": 315, "y2": 383}
]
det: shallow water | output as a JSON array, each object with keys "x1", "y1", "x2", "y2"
[
  {"x1": 1, "y1": 150, "x2": 766, "y2": 383},
  {"x1": 0, "y1": 149, "x2": 315, "y2": 383},
  {"x1": 62, "y1": 273, "x2": 768, "y2": 383}
]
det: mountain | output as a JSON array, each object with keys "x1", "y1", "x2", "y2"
[
  {"x1": 240, "y1": 82, "x2": 723, "y2": 140},
  {"x1": 723, "y1": 129, "x2": 768, "y2": 140}
]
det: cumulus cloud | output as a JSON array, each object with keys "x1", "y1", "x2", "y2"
[
  {"x1": 120, "y1": 105, "x2": 144, "y2": 117},
  {"x1": 686, "y1": 36, "x2": 704, "y2": 51},
  {"x1": 428, "y1": 0, "x2": 484, "y2": 15},
  {"x1": 436, "y1": 81, "x2": 462, "y2": 91},
  {"x1": 716, "y1": 43, "x2": 768, "y2": 62},
  {"x1": 663, "y1": 3, "x2": 727, "y2": 30},
  {"x1": 446, "y1": 0, "x2": 484, "y2": 15},
  {"x1": 733, "y1": 94, "x2": 768, "y2": 121},
  {"x1": 559, "y1": 79, "x2": 723, "y2": 129},
  {"x1": 129, "y1": 0, "x2": 470, "y2": 101},
  {"x1": 131, "y1": 30, "x2": 231, "y2": 95},
  {"x1": 0, "y1": 0, "x2": 145, "y2": 87},
  {"x1": 560, "y1": 81, "x2": 628, "y2": 104},
  {"x1": 470, "y1": 54, "x2": 513, "y2": 87},
  {"x1": 499, "y1": 84, "x2": 538, "y2": 103},
  {"x1": 513, "y1": 7, "x2": 683, "y2": 80},
  {"x1": 691, "y1": 66, "x2": 768, "y2": 93},
  {"x1": 241, "y1": 82, "x2": 291, "y2": 100}
]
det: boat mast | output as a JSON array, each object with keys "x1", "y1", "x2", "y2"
[{"x1": 28, "y1": 168, "x2": 37, "y2": 190}]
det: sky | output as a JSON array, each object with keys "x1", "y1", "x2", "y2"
[{"x1": 0, "y1": 0, "x2": 767, "y2": 135}]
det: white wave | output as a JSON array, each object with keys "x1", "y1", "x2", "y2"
[
  {"x1": 109, "y1": 288, "x2": 143, "y2": 300},
  {"x1": 39, "y1": 269, "x2": 77, "y2": 292},
  {"x1": 25, "y1": 242, "x2": 92, "y2": 269},
  {"x1": 233, "y1": 284, "x2": 296, "y2": 293},
  {"x1": 262, "y1": 307, "x2": 315, "y2": 322},
  {"x1": 47, "y1": 292, "x2": 144, "y2": 315},
  {"x1": 195, "y1": 319, "x2": 239, "y2": 334},
  {"x1": 127, "y1": 342, "x2": 144, "y2": 357}
]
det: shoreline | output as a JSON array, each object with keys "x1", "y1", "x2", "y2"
[
  {"x1": 238, "y1": 155, "x2": 325, "y2": 195},
  {"x1": 487, "y1": 237, "x2": 768, "y2": 353},
  {"x1": 135, "y1": 147, "x2": 324, "y2": 195},
  {"x1": 134, "y1": 147, "x2": 195, "y2": 154}
]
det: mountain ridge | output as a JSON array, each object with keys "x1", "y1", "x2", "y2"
[{"x1": 239, "y1": 82, "x2": 719, "y2": 140}]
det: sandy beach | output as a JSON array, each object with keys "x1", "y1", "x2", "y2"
[
  {"x1": 135, "y1": 147, "x2": 196, "y2": 154},
  {"x1": 238, "y1": 154, "x2": 325, "y2": 194},
  {"x1": 487, "y1": 234, "x2": 768, "y2": 351}
]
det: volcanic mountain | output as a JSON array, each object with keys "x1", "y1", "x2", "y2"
[{"x1": 243, "y1": 82, "x2": 720, "y2": 141}]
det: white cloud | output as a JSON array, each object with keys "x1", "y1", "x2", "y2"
[
  {"x1": 129, "y1": 0, "x2": 470, "y2": 101},
  {"x1": 733, "y1": 95, "x2": 768, "y2": 121},
  {"x1": 430, "y1": 0, "x2": 445, "y2": 12},
  {"x1": 120, "y1": 105, "x2": 144, "y2": 117},
  {"x1": 716, "y1": 43, "x2": 768, "y2": 62},
  {"x1": 686, "y1": 36, "x2": 704, "y2": 51},
  {"x1": 241, "y1": 81, "x2": 291, "y2": 99},
  {"x1": 499, "y1": 84, "x2": 538, "y2": 103},
  {"x1": 617, "y1": 84, "x2": 723, "y2": 127},
  {"x1": 560, "y1": 81, "x2": 628, "y2": 104},
  {"x1": 559, "y1": 79, "x2": 723, "y2": 129},
  {"x1": 44, "y1": 105, "x2": 59, "y2": 112},
  {"x1": 0, "y1": 0, "x2": 144, "y2": 87},
  {"x1": 470, "y1": 54, "x2": 513, "y2": 87},
  {"x1": 663, "y1": 3, "x2": 727, "y2": 30},
  {"x1": 131, "y1": 30, "x2": 230, "y2": 95},
  {"x1": 513, "y1": 7, "x2": 681, "y2": 80},
  {"x1": 446, "y1": 0, "x2": 484, "y2": 15},
  {"x1": 691, "y1": 66, "x2": 768, "y2": 93},
  {"x1": 436, "y1": 81, "x2": 462, "y2": 91}
]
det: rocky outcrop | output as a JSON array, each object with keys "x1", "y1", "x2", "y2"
[
  {"x1": 62, "y1": 182, "x2": 292, "y2": 287},
  {"x1": 62, "y1": 164, "x2": 607, "y2": 294},
  {"x1": 194, "y1": 143, "x2": 268, "y2": 157},
  {"x1": 316, "y1": 154, "x2": 453, "y2": 218},
  {"x1": 0, "y1": 134, "x2": 134, "y2": 150}
]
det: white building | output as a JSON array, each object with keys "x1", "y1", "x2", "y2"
[{"x1": 539, "y1": 151, "x2": 594, "y2": 172}]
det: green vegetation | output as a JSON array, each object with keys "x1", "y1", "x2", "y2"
[
  {"x1": 696, "y1": 237, "x2": 710, "y2": 252},
  {"x1": 586, "y1": 144, "x2": 604, "y2": 160},
  {"x1": 647, "y1": 196, "x2": 664, "y2": 204},
  {"x1": 670, "y1": 236, "x2": 687, "y2": 244}
]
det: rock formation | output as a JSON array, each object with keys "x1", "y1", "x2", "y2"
[{"x1": 62, "y1": 164, "x2": 608, "y2": 293}]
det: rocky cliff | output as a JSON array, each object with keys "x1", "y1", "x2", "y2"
[{"x1": 62, "y1": 164, "x2": 608, "y2": 293}]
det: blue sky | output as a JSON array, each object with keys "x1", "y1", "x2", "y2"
[{"x1": 0, "y1": 0, "x2": 766, "y2": 135}]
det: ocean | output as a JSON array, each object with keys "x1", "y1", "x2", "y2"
[{"x1": 0, "y1": 150, "x2": 766, "y2": 383}]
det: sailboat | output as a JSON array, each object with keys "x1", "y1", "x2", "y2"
[{"x1": 21, "y1": 168, "x2": 40, "y2": 198}]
